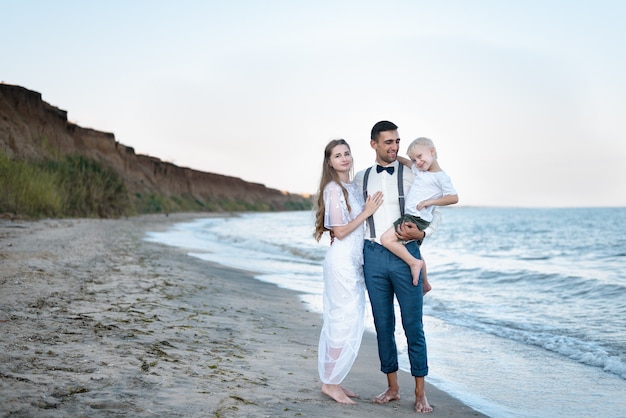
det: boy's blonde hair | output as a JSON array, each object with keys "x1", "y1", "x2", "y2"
[{"x1": 407, "y1": 137, "x2": 437, "y2": 159}]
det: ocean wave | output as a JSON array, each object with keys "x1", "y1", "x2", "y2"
[
  {"x1": 536, "y1": 333, "x2": 626, "y2": 380},
  {"x1": 517, "y1": 255, "x2": 551, "y2": 260},
  {"x1": 426, "y1": 305, "x2": 626, "y2": 380}
]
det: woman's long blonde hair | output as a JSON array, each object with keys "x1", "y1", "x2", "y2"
[{"x1": 313, "y1": 139, "x2": 352, "y2": 242}]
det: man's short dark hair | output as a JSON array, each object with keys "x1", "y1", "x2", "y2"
[{"x1": 371, "y1": 121, "x2": 398, "y2": 140}]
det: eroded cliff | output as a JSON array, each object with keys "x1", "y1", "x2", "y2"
[{"x1": 0, "y1": 84, "x2": 311, "y2": 214}]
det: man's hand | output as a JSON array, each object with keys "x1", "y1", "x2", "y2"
[{"x1": 395, "y1": 221, "x2": 425, "y2": 241}]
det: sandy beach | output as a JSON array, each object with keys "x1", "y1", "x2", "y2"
[{"x1": 0, "y1": 213, "x2": 484, "y2": 417}]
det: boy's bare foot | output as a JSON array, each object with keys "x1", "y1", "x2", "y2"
[
  {"x1": 411, "y1": 260, "x2": 424, "y2": 286},
  {"x1": 414, "y1": 394, "x2": 433, "y2": 413},
  {"x1": 322, "y1": 383, "x2": 356, "y2": 404},
  {"x1": 372, "y1": 387, "x2": 400, "y2": 404},
  {"x1": 422, "y1": 280, "x2": 432, "y2": 295}
]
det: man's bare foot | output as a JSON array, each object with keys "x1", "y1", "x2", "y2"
[
  {"x1": 414, "y1": 394, "x2": 433, "y2": 413},
  {"x1": 322, "y1": 384, "x2": 356, "y2": 404},
  {"x1": 341, "y1": 385, "x2": 359, "y2": 398},
  {"x1": 372, "y1": 387, "x2": 400, "y2": 404},
  {"x1": 410, "y1": 260, "x2": 424, "y2": 286}
]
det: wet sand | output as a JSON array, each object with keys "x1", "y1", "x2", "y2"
[{"x1": 0, "y1": 214, "x2": 485, "y2": 417}]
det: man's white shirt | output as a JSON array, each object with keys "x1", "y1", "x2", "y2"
[{"x1": 354, "y1": 160, "x2": 441, "y2": 245}]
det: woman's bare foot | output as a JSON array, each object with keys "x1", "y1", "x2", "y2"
[
  {"x1": 372, "y1": 387, "x2": 400, "y2": 404},
  {"x1": 340, "y1": 385, "x2": 359, "y2": 398},
  {"x1": 322, "y1": 383, "x2": 356, "y2": 404},
  {"x1": 410, "y1": 259, "x2": 424, "y2": 286},
  {"x1": 414, "y1": 394, "x2": 433, "y2": 413}
]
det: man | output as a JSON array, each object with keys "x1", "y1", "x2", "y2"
[{"x1": 354, "y1": 120, "x2": 441, "y2": 413}]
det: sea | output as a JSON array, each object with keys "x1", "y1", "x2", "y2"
[{"x1": 145, "y1": 207, "x2": 626, "y2": 418}]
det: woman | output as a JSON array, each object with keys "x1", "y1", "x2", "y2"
[{"x1": 314, "y1": 139, "x2": 383, "y2": 404}]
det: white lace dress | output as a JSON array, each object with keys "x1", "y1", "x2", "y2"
[{"x1": 318, "y1": 181, "x2": 366, "y2": 384}]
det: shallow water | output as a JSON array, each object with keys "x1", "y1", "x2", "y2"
[{"x1": 146, "y1": 207, "x2": 626, "y2": 417}]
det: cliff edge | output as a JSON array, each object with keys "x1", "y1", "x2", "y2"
[{"x1": 0, "y1": 84, "x2": 311, "y2": 214}]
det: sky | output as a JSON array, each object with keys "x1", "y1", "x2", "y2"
[{"x1": 3, "y1": 0, "x2": 625, "y2": 207}]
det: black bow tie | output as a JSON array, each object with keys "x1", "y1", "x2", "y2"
[{"x1": 376, "y1": 164, "x2": 395, "y2": 175}]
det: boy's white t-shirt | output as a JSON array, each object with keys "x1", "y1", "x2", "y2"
[{"x1": 405, "y1": 166, "x2": 457, "y2": 222}]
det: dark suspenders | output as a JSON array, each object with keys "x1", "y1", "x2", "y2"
[
  {"x1": 362, "y1": 168, "x2": 375, "y2": 239},
  {"x1": 362, "y1": 164, "x2": 405, "y2": 239},
  {"x1": 398, "y1": 164, "x2": 405, "y2": 216}
]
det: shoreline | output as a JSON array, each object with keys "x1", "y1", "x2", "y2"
[{"x1": 0, "y1": 213, "x2": 485, "y2": 417}]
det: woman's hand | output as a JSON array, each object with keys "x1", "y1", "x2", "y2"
[
  {"x1": 331, "y1": 192, "x2": 384, "y2": 241},
  {"x1": 364, "y1": 191, "x2": 383, "y2": 216}
]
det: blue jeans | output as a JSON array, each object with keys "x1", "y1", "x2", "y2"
[{"x1": 363, "y1": 240, "x2": 428, "y2": 377}]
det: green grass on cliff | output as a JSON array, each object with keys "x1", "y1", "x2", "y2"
[
  {"x1": 0, "y1": 151, "x2": 312, "y2": 219},
  {"x1": 0, "y1": 151, "x2": 132, "y2": 218},
  {"x1": 132, "y1": 193, "x2": 311, "y2": 214}
]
